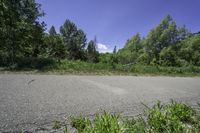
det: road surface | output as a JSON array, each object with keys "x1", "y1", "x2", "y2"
[{"x1": 0, "y1": 74, "x2": 200, "y2": 132}]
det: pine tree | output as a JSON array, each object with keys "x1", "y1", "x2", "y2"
[
  {"x1": 60, "y1": 19, "x2": 87, "y2": 60},
  {"x1": 87, "y1": 40, "x2": 99, "y2": 63},
  {"x1": 49, "y1": 26, "x2": 57, "y2": 36},
  {"x1": 113, "y1": 46, "x2": 117, "y2": 54}
]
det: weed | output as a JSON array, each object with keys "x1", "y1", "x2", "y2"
[
  {"x1": 71, "y1": 112, "x2": 124, "y2": 133},
  {"x1": 64, "y1": 127, "x2": 68, "y2": 133},
  {"x1": 53, "y1": 120, "x2": 61, "y2": 129}
]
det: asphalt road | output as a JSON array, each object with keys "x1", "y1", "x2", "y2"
[{"x1": 0, "y1": 74, "x2": 200, "y2": 132}]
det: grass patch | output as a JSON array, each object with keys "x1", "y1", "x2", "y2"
[
  {"x1": 52, "y1": 120, "x2": 61, "y2": 129},
  {"x1": 70, "y1": 101, "x2": 200, "y2": 133},
  {"x1": 71, "y1": 112, "x2": 123, "y2": 133}
]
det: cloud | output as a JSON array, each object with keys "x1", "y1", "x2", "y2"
[
  {"x1": 97, "y1": 43, "x2": 112, "y2": 53},
  {"x1": 97, "y1": 43, "x2": 108, "y2": 50}
]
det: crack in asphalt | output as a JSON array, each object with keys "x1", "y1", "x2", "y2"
[{"x1": 28, "y1": 79, "x2": 35, "y2": 85}]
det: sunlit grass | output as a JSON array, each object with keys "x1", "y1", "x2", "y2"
[
  {"x1": 1, "y1": 59, "x2": 200, "y2": 76},
  {"x1": 69, "y1": 101, "x2": 200, "y2": 133}
]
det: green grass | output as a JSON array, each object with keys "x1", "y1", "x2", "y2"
[
  {"x1": 130, "y1": 65, "x2": 200, "y2": 76},
  {"x1": 1, "y1": 59, "x2": 200, "y2": 76},
  {"x1": 71, "y1": 111, "x2": 124, "y2": 133},
  {"x1": 52, "y1": 120, "x2": 61, "y2": 129},
  {"x1": 70, "y1": 101, "x2": 200, "y2": 133}
]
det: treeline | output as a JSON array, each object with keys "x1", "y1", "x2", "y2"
[
  {"x1": 0, "y1": 0, "x2": 99, "y2": 68},
  {"x1": 43, "y1": 21, "x2": 99, "y2": 63},
  {"x1": 117, "y1": 15, "x2": 200, "y2": 67},
  {"x1": 0, "y1": 0, "x2": 199, "y2": 69}
]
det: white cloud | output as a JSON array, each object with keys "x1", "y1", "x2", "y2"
[
  {"x1": 97, "y1": 43, "x2": 112, "y2": 53},
  {"x1": 97, "y1": 43, "x2": 108, "y2": 50}
]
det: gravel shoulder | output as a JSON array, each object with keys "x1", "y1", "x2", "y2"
[{"x1": 0, "y1": 74, "x2": 200, "y2": 132}]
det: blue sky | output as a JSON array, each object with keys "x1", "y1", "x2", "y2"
[{"x1": 36, "y1": 0, "x2": 200, "y2": 52}]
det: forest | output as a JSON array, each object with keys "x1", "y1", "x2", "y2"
[{"x1": 0, "y1": 0, "x2": 200, "y2": 74}]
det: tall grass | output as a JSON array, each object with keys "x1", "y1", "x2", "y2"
[
  {"x1": 4, "y1": 59, "x2": 200, "y2": 76},
  {"x1": 49, "y1": 60, "x2": 200, "y2": 76},
  {"x1": 130, "y1": 65, "x2": 200, "y2": 76}
]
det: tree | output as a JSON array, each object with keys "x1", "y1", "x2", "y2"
[
  {"x1": 49, "y1": 26, "x2": 57, "y2": 36},
  {"x1": 142, "y1": 15, "x2": 192, "y2": 65},
  {"x1": 179, "y1": 35, "x2": 200, "y2": 66},
  {"x1": 177, "y1": 25, "x2": 192, "y2": 41},
  {"x1": 117, "y1": 33, "x2": 142, "y2": 64},
  {"x1": 0, "y1": 0, "x2": 45, "y2": 65},
  {"x1": 42, "y1": 33, "x2": 68, "y2": 60},
  {"x1": 113, "y1": 46, "x2": 117, "y2": 54},
  {"x1": 124, "y1": 33, "x2": 141, "y2": 52},
  {"x1": 117, "y1": 15, "x2": 193, "y2": 66},
  {"x1": 87, "y1": 40, "x2": 99, "y2": 63},
  {"x1": 159, "y1": 46, "x2": 178, "y2": 66},
  {"x1": 60, "y1": 19, "x2": 87, "y2": 60},
  {"x1": 144, "y1": 15, "x2": 178, "y2": 63}
]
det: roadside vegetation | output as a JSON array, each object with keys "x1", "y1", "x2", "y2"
[
  {"x1": 0, "y1": 0, "x2": 200, "y2": 76},
  {"x1": 5, "y1": 59, "x2": 200, "y2": 76},
  {"x1": 66, "y1": 101, "x2": 200, "y2": 133}
]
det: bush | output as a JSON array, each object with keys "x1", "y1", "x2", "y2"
[
  {"x1": 15, "y1": 57, "x2": 57, "y2": 70},
  {"x1": 4, "y1": 58, "x2": 200, "y2": 76},
  {"x1": 147, "y1": 101, "x2": 198, "y2": 132}
]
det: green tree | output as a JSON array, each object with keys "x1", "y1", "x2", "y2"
[
  {"x1": 87, "y1": 40, "x2": 99, "y2": 63},
  {"x1": 117, "y1": 33, "x2": 142, "y2": 64},
  {"x1": 42, "y1": 33, "x2": 67, "y2": 60},
  {"x1": 113, "y1": 46, "x2": 117, "y2": 54},
  {"x1": 0, "y1": 0, "x2": 45, "y2": 65},
  {"x1": 60, "y1": 19, "x2": 87, "y2": 60},
  {"x1": 49, "y1": 26, "x2": 57, "y2": 36},
  {"x1": 159, "y1": 46, "x2": 178, "y2": 66},
  {"x1": 179, "y1": 35, "x2": 200, "y2": 66},
  {"x1": 144, "y1": 15, "x2": 178, "y2": 63},
  {"x1": 124, "y1": 33, "x2": 142, "y2": 52},
  {"x1": 177, "y1": 25, "x2": 192, "y2": 41}
]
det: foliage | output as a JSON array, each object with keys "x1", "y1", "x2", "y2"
[
  {"x1": 0, "y1": 0, "x2": 45, "y2": 66},
  {"x1": 49, "y1": 25, "x2": 57, "y2": 36},
  {"x1": 5, "y1": 58, "x2": 200, "y2": 76},
  {"x1": 159, "y1": 46, "x2": 178, "y2": 66},
  {"x1": 0, "y1": 1, "x2": 199, "y2": 72},
  {"x1": 117, "y1": 33, "x2": 142, "y2": 64},
  {"x1": 87, "y1": 40, "x2": 99, "y2": 63},
  {"x1": 113, "y1": 46, "x2": 117, "y2": 54},
  {"x1": 179, "y1": 34, "x2": 200, "y2": 66},
  {"x1": 69, "y1": 101, "x2": 200, "y2": 133},
  {"x1": 60, "y1": 19, "x2": 87, "y2": 60},
  {"x1": 130, "y1": 65, "x2": 200, "y2": 76},
  {"x1": 146, "y1": 101, "x2": 200, "y2": 133},
  {"x1": 117, "y1": 15, "x2": 198, "y2": 67},
  {"x1": 71, "y1": 111, "x2": 124, "y2": 133},
  {"x1": 15, "y1": 57, "x2": 57, "y2": 70},
  {"x1": 42, "y1": 33, "x2": 68, "y2": 60},
  {"x1": 99, "y1": 53, "x2": 113, "y2": 64}
]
